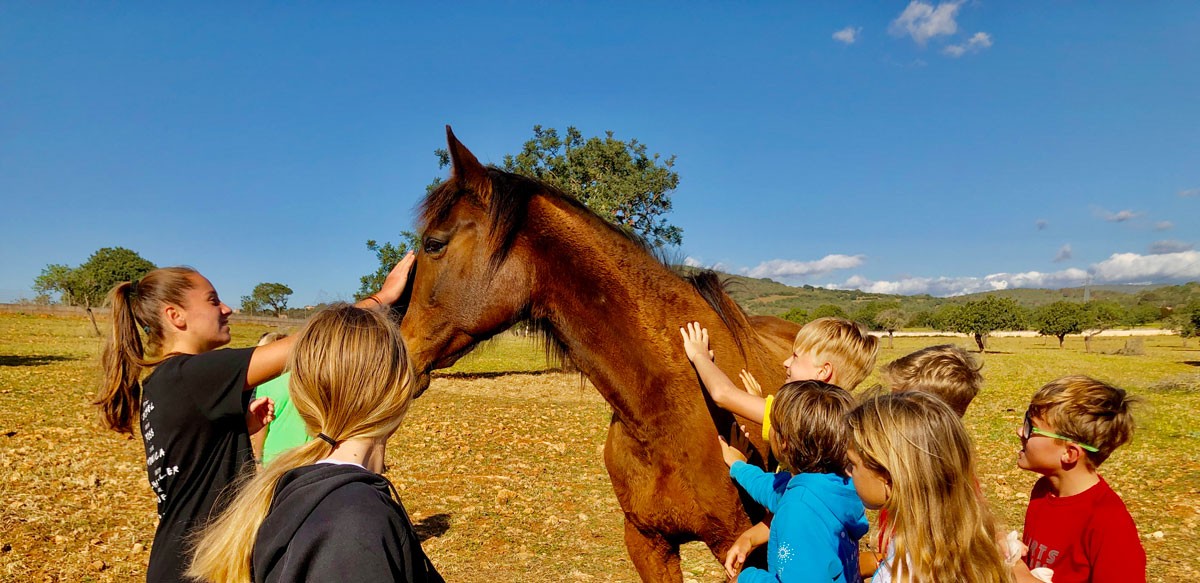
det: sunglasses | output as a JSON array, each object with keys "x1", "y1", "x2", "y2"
[{"x1": 1021, "y1": 410, "x2": 1099, "y2": 453}]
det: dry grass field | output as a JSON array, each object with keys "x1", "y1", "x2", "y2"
[{"x1": 0, "y1": 311, "x2": 1197, "y2": 581}]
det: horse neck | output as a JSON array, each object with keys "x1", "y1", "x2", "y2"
[{"x1": 522, "y1": 197, "x2": 722, "y2": 429}]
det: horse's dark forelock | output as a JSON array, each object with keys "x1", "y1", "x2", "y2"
[{"x1": 418, "y1": 165, "x2": 754, "y2": 351}]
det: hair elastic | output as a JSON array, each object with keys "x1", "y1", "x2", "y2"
[
  {"x1": 129, "y1": 279, "x2": 140, "y2": 297},
  {"x1": 316, "y1": 433, "x2": 338, "y2": 447}
]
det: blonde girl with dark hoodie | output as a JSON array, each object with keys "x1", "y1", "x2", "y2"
[{"x1": 188, "y1": 304, "x2": 442, "y2": 583}]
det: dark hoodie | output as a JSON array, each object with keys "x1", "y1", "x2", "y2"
[{"x1": 252, "y1": 463, "x2": 443, "y2": 583}]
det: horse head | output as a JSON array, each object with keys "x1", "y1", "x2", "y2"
[{"x1": 401, "y1": 127, "x2": 536, "y2": 398}]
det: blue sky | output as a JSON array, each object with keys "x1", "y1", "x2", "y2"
[{"x1": 2, "y1": 2, "x2": 1198, "y2": 305}]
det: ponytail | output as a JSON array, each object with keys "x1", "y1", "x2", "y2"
[
  {"x1": 187, "y1": 440, "x2": 329, "y2": 582},
  {"x1": 96, "y1": 267, "x2": 198, "y2": 434}
]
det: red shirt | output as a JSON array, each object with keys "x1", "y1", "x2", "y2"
[{"x1": 1023, "y1": 476, "x2": 1146, "y2": 583}]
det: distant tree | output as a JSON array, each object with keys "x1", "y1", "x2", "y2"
[
  {"x1": 1165, "y1": 301, "x2": 1200, "y2": 347},
  {"x1": 33, "y1": 247, "x2": 157, "y2": 335},
  {"x1": 781, "y1": 307, "x2": 808, "y2": 325},
  {"x1": 1081, "y1": 301, "x2": 1126, "y2": 353},
  {"x1": 943, "y1": 296, "x2": 1026, "y2": 352},
  {"x1": 502, "y1": 125, "x2": 683, "y2": 247},
  {"x1": 851, "y1": 300, "x2": 900, "y2": 329},
  {"x1": 1123, "y1": 303, "x2": 1163, "y2": 327},
  {"x1": 1033, "y1": 301, "x2": 1086, "y2": 348},
  {"x1": 241, "y1": 283, "x2": 293, "y2": 317},
  {"x1": 906, "y1": 309, "x2": 936, "y2": 329},
  {"x1": 874, "y1": 309, "x2": 908, "y2": 349},
  {"x1": 810, "y1": 304, "x2": 848, "y2": 320},
  {"x1": 357, "y1": 231, "x2": 420, "y2": 301}
]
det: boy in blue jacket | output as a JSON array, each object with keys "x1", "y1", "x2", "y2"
[{"x1": 718, "y1": 380, "x2": 869, "y2": 582}]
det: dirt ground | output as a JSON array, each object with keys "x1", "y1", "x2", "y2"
[{"x1": 1, "y1": 313, "x2": 1197, "y2": 581}]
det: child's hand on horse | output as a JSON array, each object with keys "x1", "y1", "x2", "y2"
[
  {"x1": 246, "y1": 397, "x2": 276, "y2": 435},
  {"x1": 679, "y1": 322, "x2": 715, "y2": 363},
  {"x1": 738, "y1": 370, "x2": 762, "y2": 397},
  {"x1": 724, "y1": 529, "x2": 756, "y2": 580},
  {"x1": 376, "y1": 250, "x2": 417, "y2": 305},
  {"x1": 717, "y1": 436, "x2": 746, "y2": 467}
]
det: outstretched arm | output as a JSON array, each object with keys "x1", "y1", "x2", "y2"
[
  {"x1": 246, "y1": 251, "x2": 416, "y2": 389},
  {"x1": 680, "y1": 322, "x2": 768, "y2": 423}
]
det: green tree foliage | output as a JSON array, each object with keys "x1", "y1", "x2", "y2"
[
  {"x1": 1124, "y1": 303, "x2": 1163, "y2": 327},
  {"x1": 33, "y1": 247, "x2": 157, "y2": 335},
  {"x1": 781, "y1": 307, "x2": 809, "y2": 324},
  {"x1": 241, "y1": 283, "x2": 294, "y2": 317},
  {"x1": 1033, "y1": 301, "x2": 1086, "y2": 348},
  {"x1": 850, "y1": 300, "x2": 900, "y2": 328},
  {"x1": 907, "y1": 310, "x2": 935, "y2": 329},
  {"x1": 1082, "y1": 301, "x2": 1127, "y2": 353},
  {"x1": 943, "y1": 296, "x2": 1027, "y2": 352},
  {"x1": 502, "y1": 125, "x2": 683, "y2": 247},
  {"x1": 873, "y1": 309, "x2": 908, "y2": 349},
  {"x1": 1165, "y1": 309, "x2": 1197, "y2": 346},
  {"x1": 809, "y1": 304, "x2": 848, "y2": 320},
  {"x1": 356, "y1": 232, "x2": 420, "y2": 301}
]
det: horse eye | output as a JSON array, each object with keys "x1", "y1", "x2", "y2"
[{"x1": 423, "y1": 238, "x2": 446, "y2": 254}]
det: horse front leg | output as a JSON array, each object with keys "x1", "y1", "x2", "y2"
[{"x1": 623, "y1": 519, "x2": 683, "y2": 583}]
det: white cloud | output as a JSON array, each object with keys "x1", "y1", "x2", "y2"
[
  {"x1": 1053, "y1": 244, "x2": 1072, "y2": 263},
  {"x1": 1179, "y1": 188, "x2": 1200, "y2": 198},
  {"x1": 943, "y1": 32, "x2": 993, "y2": 57},
  {"x1": 1155, "y1": 221, "x2": 1175, "y2": 231},
  {"x1": 1090, "y1": 251, "x2": 1200, "y2": 282},
  {"x1": 889, "y1": 1, "x2": 961, "y2": 45},
  {"x1": 828, "y1": 268, "x2": 1091, "y2": 297},
  {"x1": 827, "y1": 251, "x2": 1200, "y2": 296},
  {"x1": 1096, "y1": 208, "x2": 1141, "y2": 222},
  {"x1": 1149, "y1": 240, "x2": 1194, "y2": 255},
  {"x1": 683, "y1": 256, "x2": 703, "y2": 268},
  {"x1": 833, "y1": 26, "x2": 862, "y2": 45},
  {"x1": 1035, "y1": 219, "x2": 1048, "y2": 231},
  {"x1": 745, "y1": 254, "x2": 865, "y2": 279}
]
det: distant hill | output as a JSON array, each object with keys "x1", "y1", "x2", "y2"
[{"x1": 677, "y1": 267, "x2": 1200, "y2": 319}]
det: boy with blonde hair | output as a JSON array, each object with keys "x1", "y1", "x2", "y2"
[
  {"x1": 880, "y1": 343, "x2": 983, "y2": 417},
  {"x1": 680, "y1": 317, "x2": 879, "y2": 428},
  {"x1": 1014, "y1": 375, "x2": 1145, "y2": 583},
  {"x1": 681, "y1": 316, "x2": 879, "y2": 578}
]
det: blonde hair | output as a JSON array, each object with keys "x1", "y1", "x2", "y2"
[
  {"x1": 1028, "y1": 375, "x2": 1136, "y2": 467},
  {"x1": 881, "y1": 344, "x2": 982, "y2": 417},
  {"x1": 770, "y1": 380, "x2": 855, "y2": 475},
  {"x1": 187, "y1": 304, "x2": 413, "y2": 583},
  {"x1": 97, "y1": 267, "x2": 199, "y2": 434},
  {"x1": 792, "y1": 317, "x2": 879, "y2": 390},
  {"x1": 847, "y1": 391, "x2": 1010, "y2": 583}
]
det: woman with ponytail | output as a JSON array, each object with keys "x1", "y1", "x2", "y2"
[
  {"x1": 188, "y1": 304, "x2": 442, "y2": 583},
  {"x1": 845, "y1": 391, "x2": 1012, "y2": 583},
  {"x1": 98, "y1": 254, "x2": 414, "y2": 583}
]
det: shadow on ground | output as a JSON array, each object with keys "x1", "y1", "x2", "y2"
[
  {"x1": 0, "y1": 354, "x2": 78, "y2": 367},
  {"x1": 413, "y1": 513, "x2": 452, "y2": 542}
]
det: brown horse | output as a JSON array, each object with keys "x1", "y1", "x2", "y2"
[{"x1": 400, "y1": 127, "x2": 799, "y2": 582}]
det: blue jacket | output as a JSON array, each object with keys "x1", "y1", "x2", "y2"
[{"x1": 730, "y1": 461, "x2": 869, "y2": 583}]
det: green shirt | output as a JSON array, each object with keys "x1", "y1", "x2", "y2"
[{"x1": 257, "y1": 372, "x2": 311, "y2": 465}]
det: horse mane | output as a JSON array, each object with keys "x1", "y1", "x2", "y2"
[{"x1": 419, "y1": 166, "x2": 755, "y2": 359}]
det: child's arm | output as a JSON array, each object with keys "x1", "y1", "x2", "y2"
[
  {"x1": 721, "y1": 438, "x2": 788, "y2": 511},
  {"x1": 724, "y1": 520, "x2": 772, "y2": 579},
  {"x1": 680, "y1": 322, "x2": 768, "y2": 423}
]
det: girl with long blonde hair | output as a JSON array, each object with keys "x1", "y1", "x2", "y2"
[
  {"x1": 845, "y1": 391, "x2": 1011, "y2": 583},
  {"x1": 97, "y1": 254, "x2": 413, "y2": 582},
  {"x1": 188, "y1": 304, "x2": 442, "y2": 582}
]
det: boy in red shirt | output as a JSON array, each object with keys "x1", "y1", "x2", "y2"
[{"x1": 1013, "y1": 375, "x2": 1145, "y2": 583}]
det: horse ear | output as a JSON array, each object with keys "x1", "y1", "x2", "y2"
[{"x1": 445, "y1": 125, "x2": 491, "y2": 203}]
